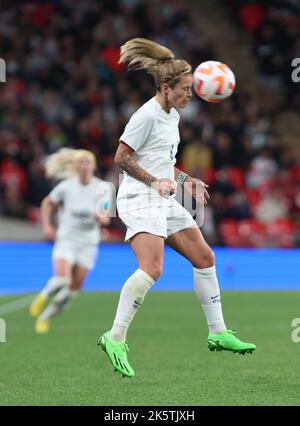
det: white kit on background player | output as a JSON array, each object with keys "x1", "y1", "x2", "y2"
[
  {"x1": 50, "y1": 176, "x2": 110, "y2": 269},
  {"x1": 29, "y1": 148, "x2": 114, "y2": 335},
  {"x1": 117, "y1": 96, "x2": 196, "y2": 240}
]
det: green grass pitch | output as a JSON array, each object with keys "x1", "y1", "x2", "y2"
[{"x1": 0, "y1": 291, "x2": 300, "y2": 406}]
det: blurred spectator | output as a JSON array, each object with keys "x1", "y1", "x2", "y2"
[
  {"x1": 212, "y1": 132, "x2": 234, "y2": 169},
  {"x1": 181, "y1": 138, "x2": 212, "y2": 177},
  {"x1": 255, "y1": 187, "x2": 290, "y2": 223},
  {"x1": 226, "y1": 193, "x2": 252, "y2": 221},
  {"x1": 246, "y1": 149, "x2": 278, "y2": 188},
  {"x1": 212, "y1": 169, "x2": 236, "y2": 196},
  {"x1": 225, "y1": 0, "x2": 300, "y2": 105},
  {"x1": 255, "y1": 23, "x2": 284, "y2": 89},
  {"x1": 239, "y1": 3, "x2": 265, "y2": 34}
]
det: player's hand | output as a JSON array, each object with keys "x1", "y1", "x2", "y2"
[
  {"x1": 43, "y1": 224, "x2": 56, "y2": 240},
  {"x1": 152, "y1": 178, "x2": 177, "y2": 198},
  {"x1": 184, "y1": 177, "x2": 210, "y2": 205},
  {"x1": 94, "y1": 212, "x2": 111, "y2": 226}
]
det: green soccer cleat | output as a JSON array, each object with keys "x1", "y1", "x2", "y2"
[
  {"x1": 98, "y1": 331, "x2": 135, "y2": 378},
  {"x1": 207, "y1": 330, "x2": 256, "y2": 355}
]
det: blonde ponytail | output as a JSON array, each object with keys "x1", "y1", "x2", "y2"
[
  {"x1": 119, "y1": 38, "x2": 191, "y2": 87},
  {"x1": 45, "y1": 148, "x2": 96, "y2": 180}
]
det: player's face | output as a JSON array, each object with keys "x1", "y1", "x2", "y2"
[
  {"x1": 168, "y1": 74, "x2": 193, "y2": 108},
  {"x1": 75, "y1": 156, "x2": 95, "y2": 181}
]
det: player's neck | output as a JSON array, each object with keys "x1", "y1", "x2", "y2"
[
  {"x1": 78, "y1": 176, "x2": 91, "y2": 186},
  {"x1": 155, "y1": 93, "x2": 172, "y2": 113}
]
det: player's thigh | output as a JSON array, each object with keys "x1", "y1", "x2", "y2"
[
  {"x1": 71, "y1": 265, "x2": 89, "y2": 291},
  {"x1": 52, "y1": 241, "x2": 75, "y2": 277},
  {"x1": 120, "y1": 206, "x2": 167, "y2": 243},
  {"x1": 130, "y1": 233, "x2": 165, "y2": 280},
  {"x1": 166, "y1": 226, "x2": 215, "y2": 268},
  {"x1": 53, "y1": 258, "x2": 73, "y2": 278},
  {"x1": 75, "y1": 244, "x2": 98, "y2": 270}
]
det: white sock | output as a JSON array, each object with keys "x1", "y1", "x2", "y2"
[
  {"x1": 111, "y1": 269, "x2": 155, "y2": 342},
  {"x1": 41, "y1": 276, "x2": 71, "y2": 299},
  {"x1": 194, "y1": 266, "x2": 227, "y2": 334},
  {"x1": 39, "y1": 287, "x2": 78, "y2": 321}
]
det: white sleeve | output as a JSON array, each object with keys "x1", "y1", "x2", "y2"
[
  {"x1": 49, "y1": 180, "x2": 67, "y2": 204},
  {"x1": 120, "y1": 109, "x2": 154, "y2": 151}
]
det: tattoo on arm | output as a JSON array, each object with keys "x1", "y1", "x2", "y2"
[{"x1": 118, "y1": 152, "x2": 157, "y2": 186}]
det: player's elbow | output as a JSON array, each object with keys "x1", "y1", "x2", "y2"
[
  {"x1": 41, "y1": 196, "x2": 50, "y2": 209},
  {"x1": 114, "y1": 152, "x2": 122, "y2": 167},
  {"x1": 41, "y1": 196, "x2": 56, "y2": 212},
  {"x1": 114, "y1": 153, "x2": 128, "y2": 172},
  {"x1": 114, "y1": 142, "x2": 135, "y2": 169}
]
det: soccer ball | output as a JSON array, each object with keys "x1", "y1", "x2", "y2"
[{"x1": 193, "y1": 60, "x2": 235, "y2": 102}]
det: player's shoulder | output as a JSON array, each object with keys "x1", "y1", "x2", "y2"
[
  {"x1": 91, "y1": 176, "x2": 104, "y2": 186},
  {"x1": 48, "y1": 177, "x2": 74, "y2": 202},
  {"x1": 171, "y1": 107, "x2": 180, "y2": 120},
  {"x1": 64, "y1": 176, "x2": 78, "y2": 187},
  {"x1": 131, "y1": 98, "x2": 156, "y2": 122},
  {"x1": 139, "y1": 98, "x2": 179, "y2": 122},
  {"x1": 91, "y1": 177, "x2": 112, "y2": 190},
  {"x1": 53, "y1": 177, "x2": 74, "y2": 190}
]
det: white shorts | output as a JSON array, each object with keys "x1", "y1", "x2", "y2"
[
  {"x1": 52, "y1": 240, "x2": 98, "y2": 270},
  {"x1": 119, "y1": 199, "x2": 197, "y2": 241}
]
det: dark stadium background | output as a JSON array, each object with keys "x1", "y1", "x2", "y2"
[{"x1": 1, "y1": 0, "x2": 300, "y2": 290}]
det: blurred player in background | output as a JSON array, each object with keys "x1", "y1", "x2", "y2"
[
  {"x1": 30, "y1": 149, "x2": 112, "y2": 334},
  {"x1": 99, "y1": 38, "x2": 256, "y2": 378}
]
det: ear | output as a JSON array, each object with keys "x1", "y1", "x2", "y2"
[{"x1": 161, "y1": 83, "x2": 169, "y2": 96}]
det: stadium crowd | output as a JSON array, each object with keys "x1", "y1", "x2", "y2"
[
  {"x1": 226, "y1": 0, "x2": 300, "y2": 105},
  {"x1": 0, "y1": 0, "x2": 299, "y2": 246}
]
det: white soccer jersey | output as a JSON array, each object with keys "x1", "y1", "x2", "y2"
[
  {"x1": 117, "y1": 97, "x2": 180, "y2": 211},
  {"x1": 49, "y1": 176, "x2": 112, "y2": 244}
]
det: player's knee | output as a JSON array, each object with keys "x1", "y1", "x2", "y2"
[
  {"x1": 194, "y1": 247, "x2": 215, "y2": 269},
  {"x1": 54, "y1": 297, "x2": 70, "y2": 311},
  {"x1": 144, "y1": 262, "x2": 163, "y2": 281}
]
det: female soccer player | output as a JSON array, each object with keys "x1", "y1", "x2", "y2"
[
  {"x1": 99, "y1": 38, "x2": 256, "y2": 378},
  {"x1": 30, "y1": 149, "x2": 111, "y2": 334}
]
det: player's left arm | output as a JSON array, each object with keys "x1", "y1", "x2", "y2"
[
  {"x1": 94, "y1": 211, "x2": 111, "y2": 226},
  {"x1": 174, "y1": 167, "x2": 210, "y2": 205},
  {"x1": 94, "y1": 182, "x2": 113, "y2": 226}
]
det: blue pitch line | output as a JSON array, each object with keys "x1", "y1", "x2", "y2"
[{"x1": 0, "y1": 243, "x2": 300, "y2": 294}]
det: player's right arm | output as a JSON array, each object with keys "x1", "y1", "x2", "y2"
[
  {"x1": 115, "y1": 142, "x2": 176, "y2": 198},
  {"x1": 41, "y1": 179, "x2": 67, "y2": 240},
  {"x1": 116, "y1": 109, "x2": 176, "y2": 198},
  {"x1": 41, "y1": 196, "x2": 58, "y2": 240}
]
